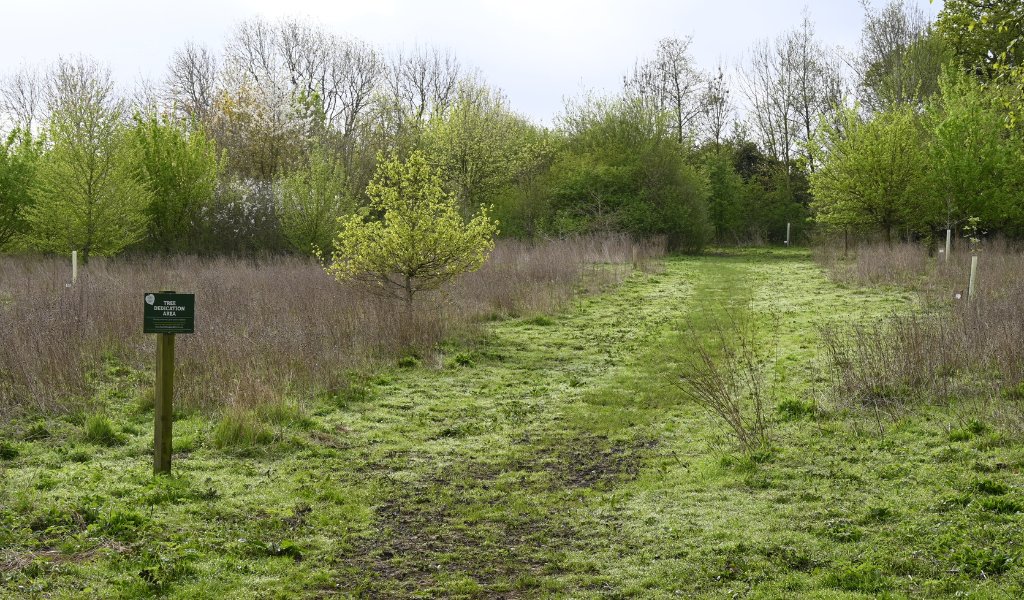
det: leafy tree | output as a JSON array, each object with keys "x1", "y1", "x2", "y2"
[
  {"x1": 923, "y1": 70, "x2": 1023, "y2": 234},
  {"x1": 0, "y1": 127, "x2": 41, "y2": 251},
  {"x1": 701, "y1": 150, "x2": 746, "y2": 244},
  {"x1": 550, "y1": 95, "x2": 710, "y2": 251},
  {"x1": 279, "y1": 143, "x2": 353, "y2": 255},
  {"x1": 325, "y1": 151, "x2": 497, "y2": 304},
  {"x1": 856, "y1": 0, "x2": 950, "y2": 110},
  {"x1": 809, "y1": 105, "x2": 928, "y2": 243},
  {"x1": 421, "y1": 78, "x2": 527, "y2": 212},
  {"x1": 490, "y1": 129, "x2": 560, "y2": 238},
  {"x1": 132, "y1": 114, "x2": 222, "y2": 253},
  {"x1": 935, "y1": 0, "x2": 1024, "y2": 126},
  {"x1": 935, "y1": 0, "x2": 1023, "y2": 80},
  {"x1": 26, "y1": 57, "x2": 151, "y2": 262}
]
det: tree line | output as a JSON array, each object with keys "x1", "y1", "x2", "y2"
[
  {"x1": 2, "y1": 1, "x2": 1022, "y2": 260},
  {"x1": 810, "y1": 0, "x2": 1024, "y2": 245}
]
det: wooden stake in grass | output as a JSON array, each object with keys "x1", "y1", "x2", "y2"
[
  {"x1": 154, "y1": 327, "x2": 175, "y2": 474},
  {"x1": 632, "y1": 245, "x2": 638, "y2": 270},
  {"x1": 968, "y1": 255, "x2": 978, "y2": 301}
]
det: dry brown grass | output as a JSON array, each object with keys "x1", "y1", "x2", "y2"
[
  {"x1": 815, "y1": 238, "x2": 1024, "y2": 423},
  {"x1": 0, "y1": 235, "x2": 663, "y2": 418}
]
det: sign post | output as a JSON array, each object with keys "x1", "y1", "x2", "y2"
[{"x1": 144, "y1": 291, "x2": 195, "y2": 475}]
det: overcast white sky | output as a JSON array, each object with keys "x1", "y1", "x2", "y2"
[{"x1": 1, "y1": 0, "x2": 943, "y2": 125}]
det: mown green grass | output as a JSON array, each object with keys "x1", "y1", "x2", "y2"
[{"x1": 3, "y1": 249, "x2": 1024, "y2": 598}]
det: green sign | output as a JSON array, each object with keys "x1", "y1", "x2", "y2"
[{"x1": 143, "y1": 293, "x2": 195, "y2": 334}]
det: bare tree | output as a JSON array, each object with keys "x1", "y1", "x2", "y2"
[
  {"x1": 276, "y1": 17, "x2": 384, "y2": 136},
  {"x1": 0, "y1": 62, "x2": 46, "y2": 130},
  {"x1": 788, "y1": 12, "x2": 848, "y2": 171},
  {"x1": 329, "y1": 37, "x2": 385, "y2": 137},
  {"x1": 853, "y1": 0, "x2": 947, "y2": 111},
  {"x1": 738, "y1": 11, "x2": 847, "y2": 168},
  {"x1": 624, "y1": 36, "x2": 704, "y2": 144},
  {"x1": 224, "y1": 16, "x2": 283, "y2": 91},
  {"x1": 165, "y1": 41, "x2": 219, "y2": 122},
  {"x1": 388, "y1": 44, "x2": 465, "y2": 122},
  {"x1": 46, "y1": 55, "x2": 125, "y2": 120},
  {"x1": 700, "y1": 61, "x2": 736, "y2": 152},
  {"x1": 739, "y1": 34, "x2": 797, "y2": 163}
]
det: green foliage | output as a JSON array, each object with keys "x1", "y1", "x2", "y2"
[
  {"x1": 936, "y1": 0, "x2": 1024, "y2": 126},
  {"x1": 936, "y1": 0, "x2": 1024, "y2": 80},
  {"x1": 326, "y1": 151, "x2": 498, "y2": 303},
  {"x1": 924, "y1": 69, "x2": 1023, "y2": 233},
  {"x1": 810, "y1": 105, "x2": 928, "y2": 242},
  {"x1": 131, "y1": 114, "x2": 222, "y2": 253},
  {"x1": 26, "y1": 71, "x2": 151, "y2": 261},
  {"x1": 422, "y1": 79, "x2": 531, "y2": 212},
  {"x1": 701, "y1": 150, "x2": 746, "y2": 244},
  {"x1": 0, "y1": 440, "x2": 18, "y2": 460},
  {"x1": 489, "y1": 128, "x2": 560, "y2": 238},
  {"x1": 0, "y1": 127, "x2": 42, "y2": 252},
  {"x1": 278, "y1": 142, "x2": 352, "y2": 255},
  {"x1": 549, "y1": 95, "x2": 710, "y2": 250}
]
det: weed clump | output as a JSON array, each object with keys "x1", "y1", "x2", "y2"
[
  {"x1": 213, "y1": 409, "x2": 274, "y2": 449},
  {"x1": 0, "y1": 440, "x2": 18, "y2": 460},
  {"x1": 822, "y1": 562, "x2": 890, "y2": 594},
  {"x1": 83, "y1": 414, "x2": 122, "y2": 446},
  {"x1": 777, "y1": 397, "x2": 815, "y2": 420}
]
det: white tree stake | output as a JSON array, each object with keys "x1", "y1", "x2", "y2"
[
  {"x1": 968, "y1": 255, "x2": 978, "y2": 301},
  {"x1": 72, "y1": 250, "x2": 77, "y2": 284},
  {"x1": 945, "y1": 229, "x2": 951, "y2": 263}
]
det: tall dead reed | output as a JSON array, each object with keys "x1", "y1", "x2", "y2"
[
  {"x1": 815, "y1": 238, "x2": 1024, "y2": 422},
  {"x1": 0, "y1": 235, "x2": 662, "y2": 418}
]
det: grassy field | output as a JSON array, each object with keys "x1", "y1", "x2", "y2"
[{"x1": 4, "y1": 249, "x2": 1024, "y2": 599}]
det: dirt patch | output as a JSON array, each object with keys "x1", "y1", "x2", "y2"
[
  {"x1": 338, "y1": 435, "x2": 656, "y2": 597},
  {"x1": 554, "y1": 435, "x2": 658, "y2": 489}
]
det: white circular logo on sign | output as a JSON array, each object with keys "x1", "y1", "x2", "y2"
[{"x1": 145, "y1": 294, "x2": 155, "y2": 305}]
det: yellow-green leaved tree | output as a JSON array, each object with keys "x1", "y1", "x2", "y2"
[{"x1": 325, "y1": 151, "x2": 498, "y2": 303}]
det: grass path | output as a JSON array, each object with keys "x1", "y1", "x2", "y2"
[{"x1": 3, "y1": 250, "x2": 1024, "y2": 599}]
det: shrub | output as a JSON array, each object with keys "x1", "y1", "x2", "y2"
[{"x1": 675, "y1": 309, "x2": 777, "y2": 455}]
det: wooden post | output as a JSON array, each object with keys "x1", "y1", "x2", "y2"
[
  {"x1": 72, "y1": 251, "x2": 77, "y2": 284},
  {"x1": 785, "y1": 223, "x2": 791, "y2": 247},
  {"x1": 632, "y1": 245, "x2": 638, "y2": 269},
  {"x1": 945, "y1": 229, "x2": 951, "y2": 263},
  {"x1": 968, "y1": 256, "x2": 978, "y2": 302},
  {"x1": 154, "y1": 290, "x2": 176, "y2": 475}
]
